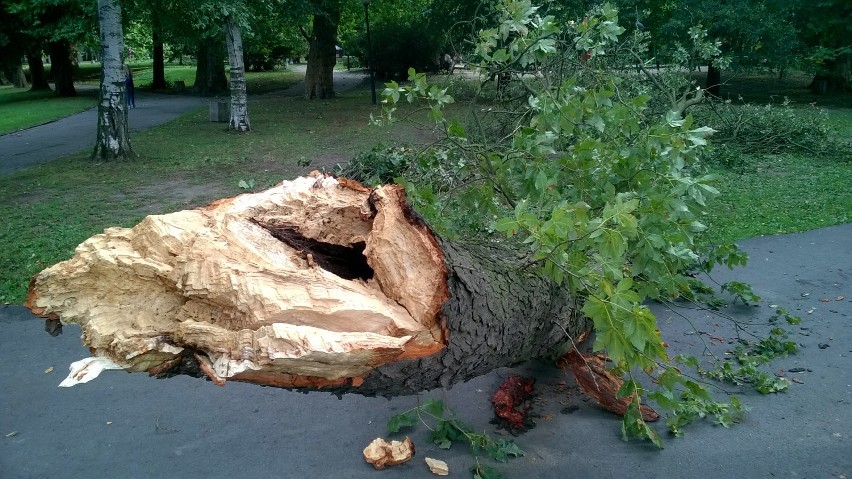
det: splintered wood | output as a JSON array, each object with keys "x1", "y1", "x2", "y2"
[
  {"x1": 26, "y1": 173, "x2": 448, "y2": 388},
  {"x1": 363, "y1": 437, "x2": 415, "y2": 469},
  {"x1": 558, "y1": 349, "x2": 659, "y2": 422}
]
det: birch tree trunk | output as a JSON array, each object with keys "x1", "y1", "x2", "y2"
[
  {"x1": 26, "y1": 174, "x2": 589, "y2": 397},
  {"x1": 304, "y1": 0, "x2": 340, "y2": 100},
  {"x1": 92, "y1": 0, "x2": 134, "y2": 161},
  {"x1": 225, "y1": 16, "x2": 250, "y2": 132}
]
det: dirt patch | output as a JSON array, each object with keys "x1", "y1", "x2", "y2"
[{"x1": 130, "y1": 177, "x2": 235, "y2": 216}]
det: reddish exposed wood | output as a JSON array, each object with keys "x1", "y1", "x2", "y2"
[
  {"x1": 194, "y1": 353, "x2": 226, "y2": 386},
  {"x1": 491, "y1": 374, "x2": 536, "y2": 430},
  {"x1": 558, "y1": 350, "x2": 659, "y2": 422}
]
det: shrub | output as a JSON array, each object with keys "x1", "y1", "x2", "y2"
[{"x1": 692, "y1": 99, "x2": 850, "y2": 162}]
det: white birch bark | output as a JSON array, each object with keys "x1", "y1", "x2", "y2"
[
  {"x1": 93, "y1": 0, "x2": 134, "y2": 160},
  {"x1": 225, "y1": 16, "x2": 250, "y2": 132}
]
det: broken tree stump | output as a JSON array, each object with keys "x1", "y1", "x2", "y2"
[{"x1": 26, "y1": 172, "x2": 589, "y2": 396}]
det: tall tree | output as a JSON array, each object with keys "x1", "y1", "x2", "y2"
[
  {"x1": 303, "y1": 0, "x2": 341, "y2": 99},
  {"x1": 92, "y1": 0, "x2": 135, "y2": 161},
  {"x1": 225, "y1": 15, "x2": 250, "y2": 131},
  {"x1": 48, "y1": 39, "x2": 77, "y2": 96},
  {"x1": 7, "y1": 0, "x2": 97, "y2": 97},
  {"x1": 27, "y1": 52, "x2": 51, "y2": 90},
  {"x1": 148, "y1": 0, "x2": 167, "y2": 90},
  {"x1": 794, "y1": 0, "x2": 851, "y2": 92},
  {"x1": 194, "y1": 36, "x2": 228, "y2": 96}
]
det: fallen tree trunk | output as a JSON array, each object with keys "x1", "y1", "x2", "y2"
[{"x1": 26, "y1": 173, "x2": 589, "y2": 396}]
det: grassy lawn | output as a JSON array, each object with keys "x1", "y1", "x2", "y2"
[
  {"x1": 0, "y1": 86, "x2": 97, "y2": 135},
  {"x1": 702, "y1": 153, "x2": 851, "y2": 245},
  {"x1": 1, "y1": 72, "x2": 850, "y2": 304}
]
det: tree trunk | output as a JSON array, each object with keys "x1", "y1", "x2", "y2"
[
  {"x1": 304, "y1": 1, "x2": 340, "y2": 100},
  {"x1": 149, "y1": 0, "x2": 167, "y2": 90},
  {"x1": 48, "y1": 40, "x2": 77, "y2": 97},
  {"x1": 705, "y1": 61, "x2": 721, "y2": 98},
  {"x1": 26, "y1": 174, "x2": 588, "y2": 396},
  {"x1": 92, "y1": 0, "x2": 134, "y2": 161},
  {"x1": 194, "y1": 37, "x2": 228, "y2": 97},
  {"x1": 27, "y1": 51, "x2": 51, "y2": 91},
  {"x1": 810, "y1": 53, "x2": 851, "y2": 93},
  {"x1": 3, "y1": 63, "x2": 29, "y2": 88},
  {"x1": 225, "y1": 16, "x2": 250, "y2": 132}
]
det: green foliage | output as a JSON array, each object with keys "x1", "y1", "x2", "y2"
[
  {"x1": 345, "y1": 0, "x2": 448, "y2": 78},
  {"x1": 703, "y1": 328, "x2": 797, "y2": 394},
  {"x1": 335, "y1": 144, "x2": 416, "y2": 186},
  {"x1": 360, "y1": 0, "x2": 814, "y2": 447},
  {"x1": 693, "y1": 99, "x2": 851, "y2": 166},
  {"x1": 387, "y1": 399, "x2": 524, "y2": 476}
]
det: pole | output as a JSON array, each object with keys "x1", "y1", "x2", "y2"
[{"x1": 364, "y1": 2, "x2": 376, "y2": 105}]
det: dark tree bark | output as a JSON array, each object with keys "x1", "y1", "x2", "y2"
[
  {"x1": 92, "y1": 0, "x2": 134, "y2": 161},
  {"x1": 27, "y1": 51, "x2": 51, "y2": 91},
  {"x1": 810, "y1": 53, "x2": 851, "y2": 93},
  {"x1": 3, "y1": 63, "x2": 29, "y2": 88},
  {"x1": 705, "y1": 61, "x2": 721, "y2": 98},
  {"x1": 303, "y1": 1, "x2": 340, "y2": 100},
  {"x1": 194, "y1": 37, "x2": 228, "y2": 96},
  {"x1": 149, "y1": 0, "x2": 167, "y2": 90},
  {"x1": 48, "y1": 40, "x2": 77, "y2": 97},
  {"x1": 26, "y1": 174, "x2": 589, "y2": 396}
]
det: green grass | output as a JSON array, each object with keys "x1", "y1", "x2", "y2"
[
  {"x1": 0, "y1": 86, "x2": 97, "y2": 135},
  {"x1": 131, "y1": 64, "x2": 198, "y2": 90},
  {"x1": 702, "y1": 153, "x2": 852, "y2": 245},
  {"x1": 0, "y1": 86, "x2": 439, "y2": 303}
]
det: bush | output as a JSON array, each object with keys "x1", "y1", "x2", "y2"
[
  {"x1": 335, "y1": 144, "x2": 416, "y2": 186},
  {"x1": 692, "y1": 99, "x2": 850, "y2": 163}
]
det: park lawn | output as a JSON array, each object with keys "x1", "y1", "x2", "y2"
[
  {"x1": 0, "y1": 86, "x2": 439, "y2": 303},
  {"x1": 701, "y1": 153, "x2": 852, "y2": 245},
  {"x1": 0, "y1": 86, "x2": 97, "y2": 135}
]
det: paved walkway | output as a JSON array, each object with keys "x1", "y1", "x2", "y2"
[
  {"x1": 1, "y1": 223, "x2": 849, "y2": 478},
  {"x1": 0, "y1": 66, "x2": 367, "y2": 176}
]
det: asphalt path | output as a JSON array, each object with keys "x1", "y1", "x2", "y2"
[
  {"x1": 2, "y1": 223, "x2": 850, "y2": 478},
  {"x1": 0, "y1": 66, "x2": 367, "y2": 176}
]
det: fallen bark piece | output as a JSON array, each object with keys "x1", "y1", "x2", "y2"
[
  {"x1": 491, "y1": 375, "x2": 536, "y2": 431},
  {"x1": 425, "y1": 457, "x2": 449, "y2": 476},
  {"x1": 558, "y1": 350, "x2": 659, "y2": 422},
  {"x1": 26, "y1": 172, "x2": 589, "y2": 396},
  {"x1": 59, "y1": 357, "x2": 124, "y2": 387},
  {"x1": 363, "y1": 437, "x2": 415, "y2": 469}
]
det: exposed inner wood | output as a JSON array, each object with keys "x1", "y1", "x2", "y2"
[{"x1": 26, "y1": 173, "x2": 448, "y2": 386}]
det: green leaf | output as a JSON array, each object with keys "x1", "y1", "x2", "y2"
[
  {"x1": 421, "y1": 399, "x2": 445, "y2": 418},
  {"x1": 387, "y1": 410, "x2": 417, "y2": 433}
]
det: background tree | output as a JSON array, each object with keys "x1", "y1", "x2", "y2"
[
  {"x1": 225, "y1": 14, "x2": 250, "y2": 131},
  {"x1": 0, "y1": 3, "x2": 30, "y2": 88},
  {"x1": 92, "y1": 0, "x2": 134, "y2": 161},
  {"x1": 7, "y1": 0, "x2": 98, "y2": 97},
  {"x1": 302, "y1": 0, "x2": 341, "y2": 99},
  {"x1": 793, "y1": 0, "x2": 851, "y2": 92}
]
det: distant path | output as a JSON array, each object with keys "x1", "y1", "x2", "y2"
[{"x1": 0, "y1": 66, "x2": 366, "y2": 176}]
